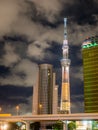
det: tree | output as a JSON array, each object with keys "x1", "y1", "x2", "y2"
[
  {"x1": 52, "y1": 120, "x2": 63, "y2": 130},
  {"x1": 68, "y1": 121, "x2": 76, "y2": 130}
]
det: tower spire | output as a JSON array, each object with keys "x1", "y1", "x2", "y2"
[
  {"x1": 64, "y1": 18, "x2": 67, "y2": 39},
  {"x1": 62, "y1": 18, "x2": 69, "y2": 60},
  {"x1": 60, "y1": 18, "x2": 71, "y2": 114}
]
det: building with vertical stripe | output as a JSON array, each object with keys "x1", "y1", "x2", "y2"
[{"x1": 82, "y1": 36, "x2": 98, "y2": 112}]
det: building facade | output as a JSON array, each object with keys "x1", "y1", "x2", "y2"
[
  {"x1": 60, "y1": 18, "x2": 71, "y2": 113},
  {"x1": 82, "y1": 36, "x2": 98, "y2": 112},
  {"x1": 32, "y1": 64, "x2": 58, "y2": 114}
]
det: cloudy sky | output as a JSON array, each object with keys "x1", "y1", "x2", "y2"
[{"x1": 0, "y1": 0, "x2": 98, "y2": 115}]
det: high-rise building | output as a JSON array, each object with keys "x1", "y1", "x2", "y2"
[
  {"x1": 32, "y1": 64, "x2": 58, "y2": 114},
  {"x1": 60, "y1": 18, "x2": 71, "y2": 113},
  {"x1": 82, "y1": 36, "x2": 98, "y2": 113}
]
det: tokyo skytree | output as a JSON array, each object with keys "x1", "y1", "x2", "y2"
[{"x1": 60, "y1": 18, "x2": 71, "y2": 114}]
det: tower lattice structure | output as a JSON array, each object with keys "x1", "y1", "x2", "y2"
[{"x1": 60, "y1": 18, "x2": 71, "y2": 114}]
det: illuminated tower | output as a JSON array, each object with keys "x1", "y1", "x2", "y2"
[
  {"x1": 60, "y1": 18, "x2": 71, "y2": 114},
  {"x1": 82, "y1": 36, "x2": 98, "y2": 113}
]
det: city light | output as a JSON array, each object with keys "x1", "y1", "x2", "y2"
[
  {"x1": 0, "y1": 107, "x2": 2, "y2": 113},
  {"x1": 82, "y1": 42, "x2": 98, "y2": 49},
  {"x1": 16, "y1": 105, "x2": 20, "y2": 115},
  {"x1": 0, "y1": 123, "x2": 9, "y2": 130},
  {"x1": 39, "y1": 104, "x2": 42, "y2": 114}
]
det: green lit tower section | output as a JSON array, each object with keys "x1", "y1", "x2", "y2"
[
  {"x1": 60, "y1": 18, "x2": 71, "y2": 114},
  {"x1": 82, "y1": 36, "x2": 98, "y2": 113}
]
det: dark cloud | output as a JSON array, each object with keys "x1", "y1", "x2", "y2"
[
  {"x1": 0, "y1": 0, "x2": 98, "y2": 114},
  {"x1": 70, "y1": 75, "x2": 84, "y2": 95},
  {"x1": 70, "y1": 45, "x2": 83, "y2": 66},
  {"x1": 0, "y1": 66, "x2": 10, "y2": 77},
  {"x1": 0, "y1": 85, "x2": 32, "y2": 114},
  {"x1": 2, "y1": 36, "x2": 29, "y2": 60},
  {"x1": 74, "y1": 0, "x2": 98, "y2": 25},
  {"x1": 60, "y1": 0, "x2": 98, "y2": 26},
  {"x1": 0, "y1": 85, "x2": 32, "y2": 101}
]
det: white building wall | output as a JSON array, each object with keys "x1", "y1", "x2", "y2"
[
  {"x1": 53, "y1": 73, "x2": 58, "y2": 114},
  {"x1": 32, "y1": 70, "x2": 39, "y2": 115}
]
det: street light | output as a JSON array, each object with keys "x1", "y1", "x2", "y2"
[
  {"x1": 16, "y1": 105, "x2": 20, "y2": 115},
  {"x1": 0, "y1": 107, "x2": 2, "y2": 113},
  {"x1": 39, "y1": 104, "x2": 42, "y2": 114}
]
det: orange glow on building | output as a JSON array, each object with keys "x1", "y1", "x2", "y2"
[{"x1": 0, "y1": 114, "x2": 11, "y2": 117}]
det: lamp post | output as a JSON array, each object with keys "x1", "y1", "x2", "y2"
[
  {"x1": 0, "y1": 107, "x2": 2, "y2": 113},
  {"x1": 16, "y1": 105, "x2": 20, "y2": 115}
]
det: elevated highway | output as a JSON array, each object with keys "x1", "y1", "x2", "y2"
[
  {"x1": 0, "y1": 113, "x2": 98, "y2": 122},
  {"x1": 0, "y1": 113, "x2": 98, "y2": 130}
]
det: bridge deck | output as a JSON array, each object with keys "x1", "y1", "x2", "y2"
[{"x1": 0, "y1": 113, "x2": 98, "y2": 122}]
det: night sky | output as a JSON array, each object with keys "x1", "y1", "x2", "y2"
[{"x1": 0, "y1": 0, "x2": 98, "y2": 115}]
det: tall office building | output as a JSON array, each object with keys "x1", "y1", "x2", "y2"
[
  {"x1": 82, "y1": 36, "x2": 98, "y2": 113},
  {"x1": 32, "y1": 64, "x2": 58, "y2": 114},
  {"x1": 60, "y1": 18, "x2": 71, "y2": 113}
]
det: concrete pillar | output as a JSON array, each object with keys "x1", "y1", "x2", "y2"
[
  {"x1": 40, "y1": 122, "x2": 46, "y2": 130},
  {"x1": 63, "y1": 123, "x2": 66, "y2": 130},
  {"x1": 63, "y1": 122, "x2": 67, "y2": 130},
  {"x1": 26, "y1": 121, "x2": 30, "y2": 130}
]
